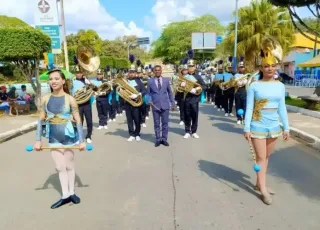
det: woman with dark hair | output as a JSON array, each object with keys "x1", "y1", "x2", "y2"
[
  {"x1": 33, "y1": 69, "x2": 86, "y2": 209},
  {"x1": 244, "y1": 39, "x2": 290, "y2": 205}
]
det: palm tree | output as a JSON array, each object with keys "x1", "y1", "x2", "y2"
[{"x1": 223, "y1": 0, "x2": 294, "y2": 71}]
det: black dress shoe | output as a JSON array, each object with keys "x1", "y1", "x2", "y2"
[
  {"x1": 70, "y1": 194, "x2": 81, "y2": 204},
  {"x1": 155, "y1": 141, "x2": 161, "y2": 147},
  {"x1": 161, "y1": 140, "x2": 169, "y2": 146},
  {"x1": 51, "y1": 197, "x2": 71, "y2": 209}
]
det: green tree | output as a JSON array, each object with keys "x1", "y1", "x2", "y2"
[
  {"x1": 0, "y1": 27, "x2": 51, "y2": 109},
  {"x1": 223, "y1": 0, "x2": 294, "y2": 71},
  {"x1": 152, "y1": 14, "x2": 225, "y2": 63},
  {"x1": 268, "y1": 0, "x2": 320, "y2": 41},
  {"x1": 0, "y1": 15, "x2": 29, "y2": 27}
]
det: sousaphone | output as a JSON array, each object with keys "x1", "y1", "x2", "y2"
[{"x1": 73, "y1": 44, "x2": 100, "y2": 104}]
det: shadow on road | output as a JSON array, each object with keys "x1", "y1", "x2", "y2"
[
  {"x1": 212, "y1": 122, "x2": 243, "y2": 134},
  {"x1": 35, "y1": 173, "x2": 89, "y2": 195},
  {"x1": 198, "y1": 160, "x2": 259, "y2": 198},
  {"x1": 208, "y1": 115, "x2": 235, "y2": 123},
  {"x1": 105, "y1": 128, "x2": 155, "y2": 143},
  {"x1": 269, "y1": 146, "x2": 320, "y2": 200},
  {"x1": 169, "y1": 126, "x2": 185, "y2": 136}
]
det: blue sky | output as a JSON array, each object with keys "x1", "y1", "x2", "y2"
[{"x1": 0, "y1": 0, "x2": 315, "y2": 42}]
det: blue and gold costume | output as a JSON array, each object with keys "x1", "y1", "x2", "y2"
[
  {"x1": 37, "y1": 94, "x2": 84, "y2": 146},
  {"x1": 244, "y1": 81, "x2": 289, "y2": 138},
  {"x1": 244, "y1": 38, "x2": 289, "y2": 138}
]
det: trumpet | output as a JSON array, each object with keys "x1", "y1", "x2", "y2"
[
  {"x1": 96, "y1": 81, "x2": 112, "y2": 96},
  {"x1": 113, "y1": 73, "x2": 143, "y2": 107}
]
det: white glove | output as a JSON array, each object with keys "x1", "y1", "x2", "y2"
[
  {"x1": 181, "y1": 81, "x2": 186, "y2": 87},
  {"x1": 190, "y1": 88, "x2": 197, "y2": 94},
  {"x1": 84, "y1": 78, "x2": 90, "y2": 84},
  {"x1": 195, "y1": 86, "x2": 201, "y2": 91},
  {"x1": 130, "y1": 94, "x2": 138, "y2": 99},
  {"x1": 99, "y1": 92, "x2": 104, "y2": 96}
]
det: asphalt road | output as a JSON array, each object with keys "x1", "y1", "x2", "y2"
[{"x1": 0, "y1": 103, "x2": 319, "y2": 230}]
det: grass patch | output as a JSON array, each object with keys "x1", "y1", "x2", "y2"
[{"x1": 285, "y1": 96, "x2": 320, "y2": 111}]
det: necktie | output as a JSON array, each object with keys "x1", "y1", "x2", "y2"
[{"x1": 157, "y1": 78, "x2": 161, "y2": 90}]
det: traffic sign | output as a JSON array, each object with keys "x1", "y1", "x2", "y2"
[
  {"x1": 216, "y1": 35, "x2": 223, "y2": 44},
  {"x1": 137, "y1": 37, "x2": 150, "y2": 45}
]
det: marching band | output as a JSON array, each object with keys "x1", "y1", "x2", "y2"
[{"x1": 33, "y1": 36, "x2": 290, "y2": 208}]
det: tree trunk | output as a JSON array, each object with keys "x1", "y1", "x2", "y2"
[{"x1": 34, "y1": 60, "x2": 42, "y2": 111}]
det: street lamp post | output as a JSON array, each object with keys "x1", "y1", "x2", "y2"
[
  {"x1": 57, "y1": 0, "x2": 69, "y2": 71},
  {"x1": 127, "y1": 43, "x2": 137, "y2": 58},
  {"x1": 233, "y1": 0, "x2": 239, "y2": 73}
]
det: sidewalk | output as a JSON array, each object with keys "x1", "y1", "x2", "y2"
[
  {"x1": 288, "y1": 112, "x2": 320, "y2": 139},
  {"x1": 0, "y1": 114, "x2": 38, "y2": 143}
]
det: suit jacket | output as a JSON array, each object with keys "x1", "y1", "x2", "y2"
[{"x1": 147, "y1": 77, "x2": 174, "y2": 110}]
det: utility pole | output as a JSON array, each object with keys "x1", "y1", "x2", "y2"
[
  {"x1": 58, "y1": 0, "x2": 69, "y2": 71},
  {"x1": 233, "y1": 0, "x2": 239, "y2": 73}
]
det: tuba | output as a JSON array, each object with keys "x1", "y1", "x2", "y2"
[
  {"x1": 73, "y1": 44, "x2": 100, "y2": 104},
  {"x1": 175, "y1": 75, "x2": 202, "y2": 99},
  {"x1": 113, "y1": 73, "x2": 143, "y2": 107}
]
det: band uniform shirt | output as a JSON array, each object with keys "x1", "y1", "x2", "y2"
[{"x1": 184, "y1": 73, "x2": 207, "y2": 104}]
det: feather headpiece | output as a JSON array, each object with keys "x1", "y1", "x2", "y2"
[
  {"x1": 129, "y1": 54, "x2": 135, "y2": 64},
  {"x1": 187, "y1": 49, "x2": 194, "y2": 59},
  {"x1": 260, "y1": 36, "x2": 283, "y2": 65},
  {"x1": 105, "y1": 66, "x2": 110, "y2": 72},
  {"x1": 228, "y1": 56, "x2": 233, "y2": 63},
  {"x1": 129, "y1": 54, "x2": 136, "y2": 71},
  {"x1": 218, "y1": 60, "x2": 223, "y2": 70},
  {"x1": 238, "y1": 56, "x2": 245, "y2": 67},
  {"x1": 136, "y1": 59, "x2": 141, "y2": 67}
]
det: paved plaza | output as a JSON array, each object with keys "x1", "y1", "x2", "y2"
[{"x1": 0, "y1": 104, "x2": 319, "y2": 230}]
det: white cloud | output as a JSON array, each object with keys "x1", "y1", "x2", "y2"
[
  {"x1": 145, "y1": 0, "x2": 252, "y2": 30},
  {"x1": 0, "y1": 0, "x2": 152, "y2": 40}
]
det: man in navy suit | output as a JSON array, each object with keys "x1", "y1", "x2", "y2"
[{"x1": 147, "y1": 65, "x2": 175, "y2": 147}]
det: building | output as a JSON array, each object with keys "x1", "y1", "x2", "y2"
[{"x1": 282, "y1": 32, "x2": 320, "y2": 78}]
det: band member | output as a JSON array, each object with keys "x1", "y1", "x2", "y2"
[
  {"x1": 181, "y1": 50, "x2": 206, "y2": 139},
  {"x1": 136, "y1": 60, "x2": 147, "y2": 128},
  {"x1": 176, "y1": 60, "x2": 188, "y2": 125},
  {"x1": 91, "y1": 68, "x2": 109, "y2": 129},
  {"x1": 222, "y1": 56, "x2": 235, "y2": 117},
  {"x1": 33, "y1": 69, "x2": 85, "y2": 209},
  {"x1": 214, "y1": 60, "x2": 224, "y2": 111},
  {"x1": 125, "y1": 55, "x2": 146, "y2": 142},
  {"x1": 234, "y1": 56, "x2": 247, "y2": 125},
  {"x1": 147, "y1": 65, "x2": 175, "y2": 147},
  {"x1": 71, "y1": 64, "x2": 97, "y2": 144},
  {"x1": 208, "y1": 65, "x2": 217, "y2": 104},
  {"x1": 108, "y1": 83, "x2": 120, "y2": 121},
  {"x1": 244, "y1": 38, "x2": 289, "y2": 205},
  {"x1": 145, "y1": 65, "x2": 153, "y2": 117}
]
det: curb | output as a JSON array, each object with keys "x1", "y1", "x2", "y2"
[
  {"x1": 281, "y1": 124, "x2": 320, "y2": 151},
  {"x1": 0, "y1": 121, "x2": 37, "y2": 143},
  {"x1": 286, "y1": 105, "x2": 320, "y2": 119}
]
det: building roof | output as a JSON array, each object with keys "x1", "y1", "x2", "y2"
[
  {"x1": 298, "y1": 54, "x2": 320, "y2": 67},
  {"x1": 291, "y1": 32, "x2": 320, "y2": 49}
]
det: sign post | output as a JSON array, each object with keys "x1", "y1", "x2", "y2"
[
  {"x1": 34, "y1": 0, "x2": 61, "y2": 55},
  {"x1": 137, "y1": 37, "x2": 150, "y2": 45}
]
